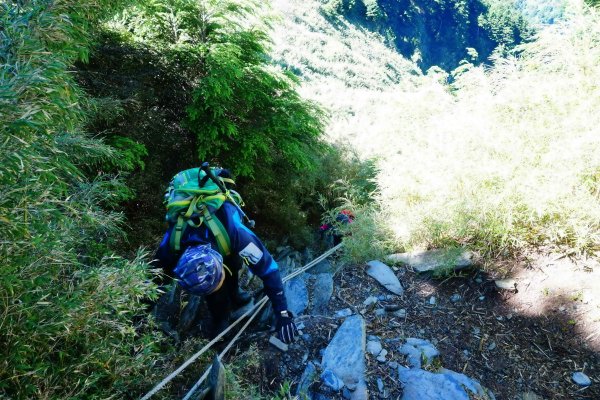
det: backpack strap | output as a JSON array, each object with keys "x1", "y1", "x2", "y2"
[{"x1": 202, "y1": 207, "x2": 232, "y2": 256}]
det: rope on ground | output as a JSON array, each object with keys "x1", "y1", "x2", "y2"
[
  {"x1": 182, "y1": 297, "x2": 269, "y2": 400},
  {"x1": 139, "y1": 242, "x2": 343, "y2": 400}
]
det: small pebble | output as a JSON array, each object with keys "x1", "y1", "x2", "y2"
[
  {"x1": 269, "y1": 336, "x2": 288, "y2": 352},
  {"x1": 572, "y1": 372, "x2": 592, "y2": 387},
  {"x1": 375, "y1": 308, "x2": 386, "y2": 317},
  {"x1": 367, "y1": 340, "x2": 383, "y2": 356},
  {"x1": 377, "y1": 349, "x2": 388, "y2": 362},
  {"x1": 296, "y1": 322, "x2": 306, "y2": 330},
  {"x1": 450, "y1": 293, "x2": 461, "y2": 302},
  {"x1": 321, "y1": 369, "x2": 344, "y2": 391},
  {"x1": 475, "y1": 278, "x2": 483, "y2": 284},
  {"x1": 393, "y1": 309, "x2": 407, "y2": 318},
  {"x1": 388, "y1": 361, "x2": 399, "y2": 369},
  {"x1": 473, "y1": 327, "x2": 481, "y2": 335},
  {"x1": 363, "y1": 296, "x2": 378, "y2": 306},
  {"x1": 376, "y1": 377, "x2": 385, "y2": 393},
  {"x1": 334, "y1": 308, "x2": 353, "y2": 318},
  {"x1": 463, "y1": 349, "x2": 470, "y2": 357},
  {"x1": 487, "y1": 342, "x2": 497, "y2": 351},
  {"x1": 507, "y1": 313, "x2": 513, "y2": 320},
  {"x1": 479, "y1": 296, "x2": 485, "y2": 301},
  {"x1": 429, "y1": 296, "x2": 437, "y2": 305}
]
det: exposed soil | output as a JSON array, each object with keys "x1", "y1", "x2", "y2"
[{"x1": 228, "y1": 250, "x2": 599, "y2": 400}]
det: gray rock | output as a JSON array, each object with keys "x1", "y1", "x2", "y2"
[
  {"x1": 487, "y1": 342, "x2": 497, "y2": 351},
  {"x1": 206, "y1": 355, "x2": 225, "y2": 400},
  {"x1": 520, "y1": 391, "x2": 542, "y2": 400},
  {"x1": 375, "y1": 308, "x2": 386, "y2": 317},
  {"x1": 393, "y1": 309, "x2": 407, "y2": 318},
  {"x1": 398, "y1": 367, "x2": 495, "y2": 400},
  {"x1": 363, "y1": 296, "x2": 379, "y2": 306},
  {"x1": 310, "y1": 259, "x2": 332, "y2": 274},
  {"x1": 311, "y1": 273, "x2": 333, "y2": 315},
  {"x1": 450, "y1": 294, "x2": 461, "y2": 302},
  {"x1": 387, "y1": 249, "x2": 474, "y2": 274},
  {"x1": 269, "y1": 336, "x2": 289, "y2": 352},
  {"x1": 366, "y1": 260, "x2": 404, "y2": 295},
  {"x1": 377, "y1": 377, "x2": 385, "y2": 393},
  {"x1": 342, "y1": 387, "x2": 352, "y2": 399},
  {"x1": 572, "y1": 372, "x2": 592, "y2": 386},
  {"x1": 377, "y1": 349, "x2": 388, "y2": 362},
  {"x1": 321, "y1": 369, "x2": 344, "y2": 391},
  {"x1": 284, "y1": 276, "x2": 309, "y2": 316},
  {"x1": 429, "y1": 296, "x2": 437, "y2": 305},
  {"x1": 388, "y1": 361, "x2": 399, "y2": 369},
  {"x1": 296, "y1": 362, "x2": 318, "y2": 396},
  {"x1": 321, "y1": 315, "x2": 368, "y2": 400},
  {"x1": 335, "y1": 308, "x2": 354, "y2": 318},
  {"x1": 367, "y1": 340, "x2": 383, "y2": 356},
  {"x1": 399, "y1": 338, "x2": 440, "y2": 369},
  {"x1": 495, "y1": 279, "x2": 517, "y2": 291}
]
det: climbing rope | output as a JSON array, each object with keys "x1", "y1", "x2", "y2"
[{"x1": 140, "y1": 242, "x2": 343, "y2": 400}]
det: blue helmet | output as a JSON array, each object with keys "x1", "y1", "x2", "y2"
[{"x1": 174, "y1": 245, "x2": 224, "y2": 295}]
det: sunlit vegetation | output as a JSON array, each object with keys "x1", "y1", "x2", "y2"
[
  {"x1": 315, "y1": 5, "x2": 600, "y2": 264},
  {"x1": 3, "y1": 0, "x2": 599, "y2": 397}
]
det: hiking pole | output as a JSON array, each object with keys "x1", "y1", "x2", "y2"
[{"x1": 200, "y1": 162, "x2": 256, "y2": 228}]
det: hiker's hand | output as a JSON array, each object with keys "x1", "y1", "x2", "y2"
[{"x1": 276, "y1": 310, "x2": 298, "y2": 344}]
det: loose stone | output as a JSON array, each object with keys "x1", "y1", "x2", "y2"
[
  {"x1": 367, "y1": 340, "x2": 383, "y2": 356},
  {"x1": 269, "y1": 336, "x2": 289, "y2": 352},
  {"x1": 335, "y1": 308, "x2": 353, "y2": 318},
  {"x1": 321, "y1": 369, "x2": 344, "y2": 391},
  {"x1": 572, "y1": 372, "x2": 592, "y2": 387},
  {"x1": 366, "y1": 260, "x2": 404, "y2": 295}
]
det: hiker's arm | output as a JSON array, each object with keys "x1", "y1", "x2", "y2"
[{"x1": 225, "y1": 204, "x2": 288, "y2": 312}]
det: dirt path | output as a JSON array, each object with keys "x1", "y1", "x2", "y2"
[{"x1": 232, "y1": 251, "x2": 599, "y2": 399}]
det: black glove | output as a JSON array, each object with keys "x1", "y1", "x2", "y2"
[{"x1": 275, "y1": 310, "x2": 298, "y2": 344}]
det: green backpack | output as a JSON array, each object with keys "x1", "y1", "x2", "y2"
[{"x1": 163, "y1": 167, "x2": 242, "y2": 256}]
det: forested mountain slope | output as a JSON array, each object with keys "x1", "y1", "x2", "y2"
[{"x1": 2, "y1": 0, "x2": 600, "y2": 399}]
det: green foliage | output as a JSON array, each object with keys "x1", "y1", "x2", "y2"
[
  {"x1": 184, "y1": 1, "x2": 326, "y2": 178},
  {"x1": 336, "y1": 7, "x2": 600, "y2": 263},
  {"x1": 319, "y1": 0, "x2": 533, "y2": 70},
  {"x1": 0, "y1": 1, "x2": 166, "y2": 398},
  {"x1": 92, "y1": 0, "x2": 331, "y2": 247},
  {"x1": 479, "y1": 0, "x2": 534, "y2": 50}
]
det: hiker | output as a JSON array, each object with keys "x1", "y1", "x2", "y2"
[
  {"x1": 154, "y1": 166, "x2": 298, "y2": 344},
  {"x1": 319, "y1": 209, "x2": 354, "y2": 247}
]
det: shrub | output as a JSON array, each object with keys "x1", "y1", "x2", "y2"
[{"x1": 1, "y1": 2, "x2": 166, "y2": 397}]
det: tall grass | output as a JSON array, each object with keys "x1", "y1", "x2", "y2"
[
  {"x1": 348, "y1": 7, "x2": 600, "y2": 262},
  {"x1": 1, "y1": 2, "x2": 167, "y2": 397},
  {"x1": 272, "y1": 1, "x2": 600, "y2": 264}
]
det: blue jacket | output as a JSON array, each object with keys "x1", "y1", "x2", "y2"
[{"x1": 156, "y1": 201, "x2": 288, "y2": 312}]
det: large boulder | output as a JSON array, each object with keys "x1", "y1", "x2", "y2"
[
  {"x1": 398, "y1": 368, "x2": 495, "y2": 400},
  {"x1": 321, "y1": 315, "x2": 368, "y2": 399},
  {"x1": 387, "y1": 249, "x2": 474, "y2": 274},
  {"x1": 284, "y1": 276, "x2": 309, "y2": 316},
  {"x1": 310, "y1": 273, "x2": 333, "y2": 315}
]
